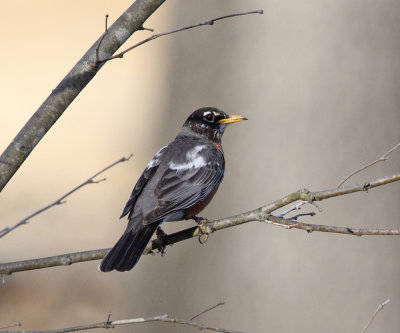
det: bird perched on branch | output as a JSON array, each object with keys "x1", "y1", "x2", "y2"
[{"x1": 100, "y1": 107, "x2": 247, "y2": 272}]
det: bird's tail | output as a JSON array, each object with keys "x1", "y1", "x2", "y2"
[{"x1": 100, "y1": 222, "x2": 159, "y2": 272}]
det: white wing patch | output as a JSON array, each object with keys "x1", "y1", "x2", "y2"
[
  {"x1": 169, "y1": 145, "x2": 207, "y2": 171},
  {"x1": 146, "y1": 146, "x2": 167, "y2": 169}
]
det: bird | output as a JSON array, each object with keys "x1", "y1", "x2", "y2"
[{"x1": 100, "y1": 107, "x2": 247, "y2": 272}]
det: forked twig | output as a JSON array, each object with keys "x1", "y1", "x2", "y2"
[
  {"x1": 338, "y1": 142, "x2": 400, "y2": 188},
  {"x1": 0, "y1": 155, "x2": 132, "y2": 239},
  {"x1": 100, "y1": 9, "x2": 263, "y2": 63}
]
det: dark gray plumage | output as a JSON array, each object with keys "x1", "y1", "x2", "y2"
[{"x1": 100, "y1": 107, "x2": 246, "y2": 272}]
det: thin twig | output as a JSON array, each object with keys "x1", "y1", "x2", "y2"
[
  {"x1": 0, "y1": 155, "x2": 132, "y2": 239},
  {"x1": 1, "y1": 172, "x2": 399, "y2": 275},
  {"x1": 266, "y1": 216, "x2": 400, "y2": 236},
  {"x1": 264, "y1": 219, "x2": 293, "y2": 229},
  {"x1": 0, "y1": 323, "x2": 21, "y2": 330},
  {"x1": 361, "y1": 299, "x2": 390, "y2": 333},
  {"x1": 104, "y1": 14, "x2": 109, "y2": 32},
  {"x1": 95, "y1": 14, "x2": 109, "y2": 65},
  {"x1": 189, "y1": 302, "x2": 225, "y2": 321},
  {"x1": 100, "y1": 9, "x2": 263, "y2": 63},
  {"x1": 278, "y1": 200, "x2": 308, "y2": 218},
  {"x1": 139, "y1": 26, "x2": 154, "y2": 32},
  {"x1": 0, "y1": 313, "x2": 245, "y2": 333},
  {"x1": 338, "y1": 142, "x2": 400, "y2": 188},
  {"x1": 290, "y1": 212, "x2": 316, "y2": 220}
]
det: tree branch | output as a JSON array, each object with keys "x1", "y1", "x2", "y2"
[
  {"x1": 0, "y1": 5, "x2": 263, "y2": 193},
  {"x1": 362, "y1": 299, "x2": 390, "y2": 333},
  {"x1": 1, "y1": 173, "x2": 398, "y2": 276},
  {"x1": 101, "y1": 10, "x2": 264, "y2": 63},
  {"x1": 0, "y1": 155, "x2": 132, "y2": 239},
  {"x1": 0, "y1": 0, "x2": 166, "y2": 192},
  {"x1": 0, "y1": 310, "x2": 245, "y2": 333},
  {"x1": 0, "y1": 323, "x2": 21, "y2": 330},
  {"x1": 337, "y1": 142, "x2": 400, "y2": 188},
  {"x1": 189, "y1": 302, "x2": 225, "y2": 321}
]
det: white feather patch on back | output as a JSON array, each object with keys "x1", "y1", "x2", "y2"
[
  {"x1": 169, "y1": 145, "x2": 207, "y2": 171},
  {"x1": 146, "y1": 145, "x2": 167, "y2": 169}
]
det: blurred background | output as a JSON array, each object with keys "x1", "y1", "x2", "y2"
[{"x1": 0, "y1": 1, "x2": 399, "y2": 332}]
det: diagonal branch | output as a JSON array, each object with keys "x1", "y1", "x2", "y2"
[
  {"x1": 0, "y1": 173, "x2": 399, "y2": 276},
  {"x1": 189, "y1": 302, "x2": 225, "y2": 321},
  {"x1": 101, "y1": 10, "x2": 263, "y2": 63},
  {"x1": 0, "y1": 4, "x2": 263, "y2": 192},
  {"x1": 362, "y1": 299, "x2": 390, "y2": 333},
  {"x1": 337, "y1": 142, "x2": 400, "y2": 188},
  {"x1": 0, "y1": 155, "x2": 132, "y2": 239},
  {"x1": 0, "y1": 0, "x2": 165, "y2": 192}
]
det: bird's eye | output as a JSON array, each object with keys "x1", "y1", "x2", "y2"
[{"x1": 203, "y1": 113, "x2": 214, "y2": 122}]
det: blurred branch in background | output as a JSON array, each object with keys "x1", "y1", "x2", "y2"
[
  {"x1": 362, "y1": 299, "x2": 390, "y2": 333},
  {"x1": 0, "y1": 0, "x2": 165, "y2": 192},
  {"x1": 0, "y1": 155, "x2": 132, "y2": 239},
  {"x1": 0, "y1": 303, "x2": 243, "y2": 333},
  {"x1": 1, "y1": 172, "x2": 399, "y2": 276}
]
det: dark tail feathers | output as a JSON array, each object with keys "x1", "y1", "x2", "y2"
[{"x1": 100, "y1": 223, "x2": 158, "y2": 272}]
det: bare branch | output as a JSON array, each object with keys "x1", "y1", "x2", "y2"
[
  {"x1": 0, "y1": 0, "x2": 166, "y2": 192},
  {"x1": 0, "y1": 7, "x2": 263, "y2": 192},
  {"x1": 0, "y1": 323, "x2": 21, "y2": 330},
  {"x1": 0, "y1": 249, "x2": 110, "y2": 275},
  {"x1": 278, "y1": 200, "x2": 308, "y2": 217},
  {"x1": 95, "y1": 14, "x2": 109, "y2": 64},
  {"x1": 0, "y1": 155, "x2": 132, "y2": 239},
  {"x1": 0, "y1": 312, "x2": 245, "y2": 333},
  {"x1": 266, "y1": 216, "x2": 400, "y2": 236},
  {"x1": 101, "y1": 10, "x2": 264, "y2": 63},
  {"x1": 1, "y1": 173, "x2": 399, "y2": 276},
  {"x1": 338, "y1": 142, "x2": 400, "y2": 188},
  {"x1": 189, "y1": 302, "x2": 225, "y2": 321},
  {"x1": 362, "y1": 299, "x2": 390, "y2": 333}
]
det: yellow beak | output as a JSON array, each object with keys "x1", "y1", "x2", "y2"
[{"x1": 218, "y1": 115, "x2": 248, "y2": 124}]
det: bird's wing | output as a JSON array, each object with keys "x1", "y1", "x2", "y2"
[
  {"x1": 120, "y1": 146, "x2": 167, "y2": 219},
  {"x1": 145, "y1": 152, "x2": 225, "y2": 224}
]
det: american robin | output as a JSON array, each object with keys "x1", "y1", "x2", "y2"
[{"x1": 100, "y1": 107, "x2": 247, "y2": 272}]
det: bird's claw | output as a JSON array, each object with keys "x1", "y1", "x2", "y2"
[
  {"x1": 193, "y1": 216, "x2": 210, "y2": 244},
  {"x1": 155, "y1": 227, "x2": 168, "y2": 256}
]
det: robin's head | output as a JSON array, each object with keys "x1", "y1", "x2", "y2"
[{"x1": 183, "y1": 107, "x2": 247, "y2": 142}]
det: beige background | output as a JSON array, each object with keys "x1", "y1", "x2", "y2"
[{"x1": 1, "y1": 1, "x2": 399, "y2": 332}]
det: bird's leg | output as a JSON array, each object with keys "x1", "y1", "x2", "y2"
[
  {"x1": 154, "y1": 226, "x2": 168, "y2": 256},
  {"x1": 191, "y1": 216, "x2": 210, "y2": 244},
  {"x1": 191, "y1": 215, "x2": 209, "y2": 224}
]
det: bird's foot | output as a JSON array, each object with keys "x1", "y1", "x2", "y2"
[
  {"x1": 191, "y1": 215, "x2": 208, "y2": 224},
  {"x1": 192, "y1": 216, "x2": 210, "y2": 244},
  {"x1": 154, "y1": 226, "x2": 168, "y2": 256}
]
